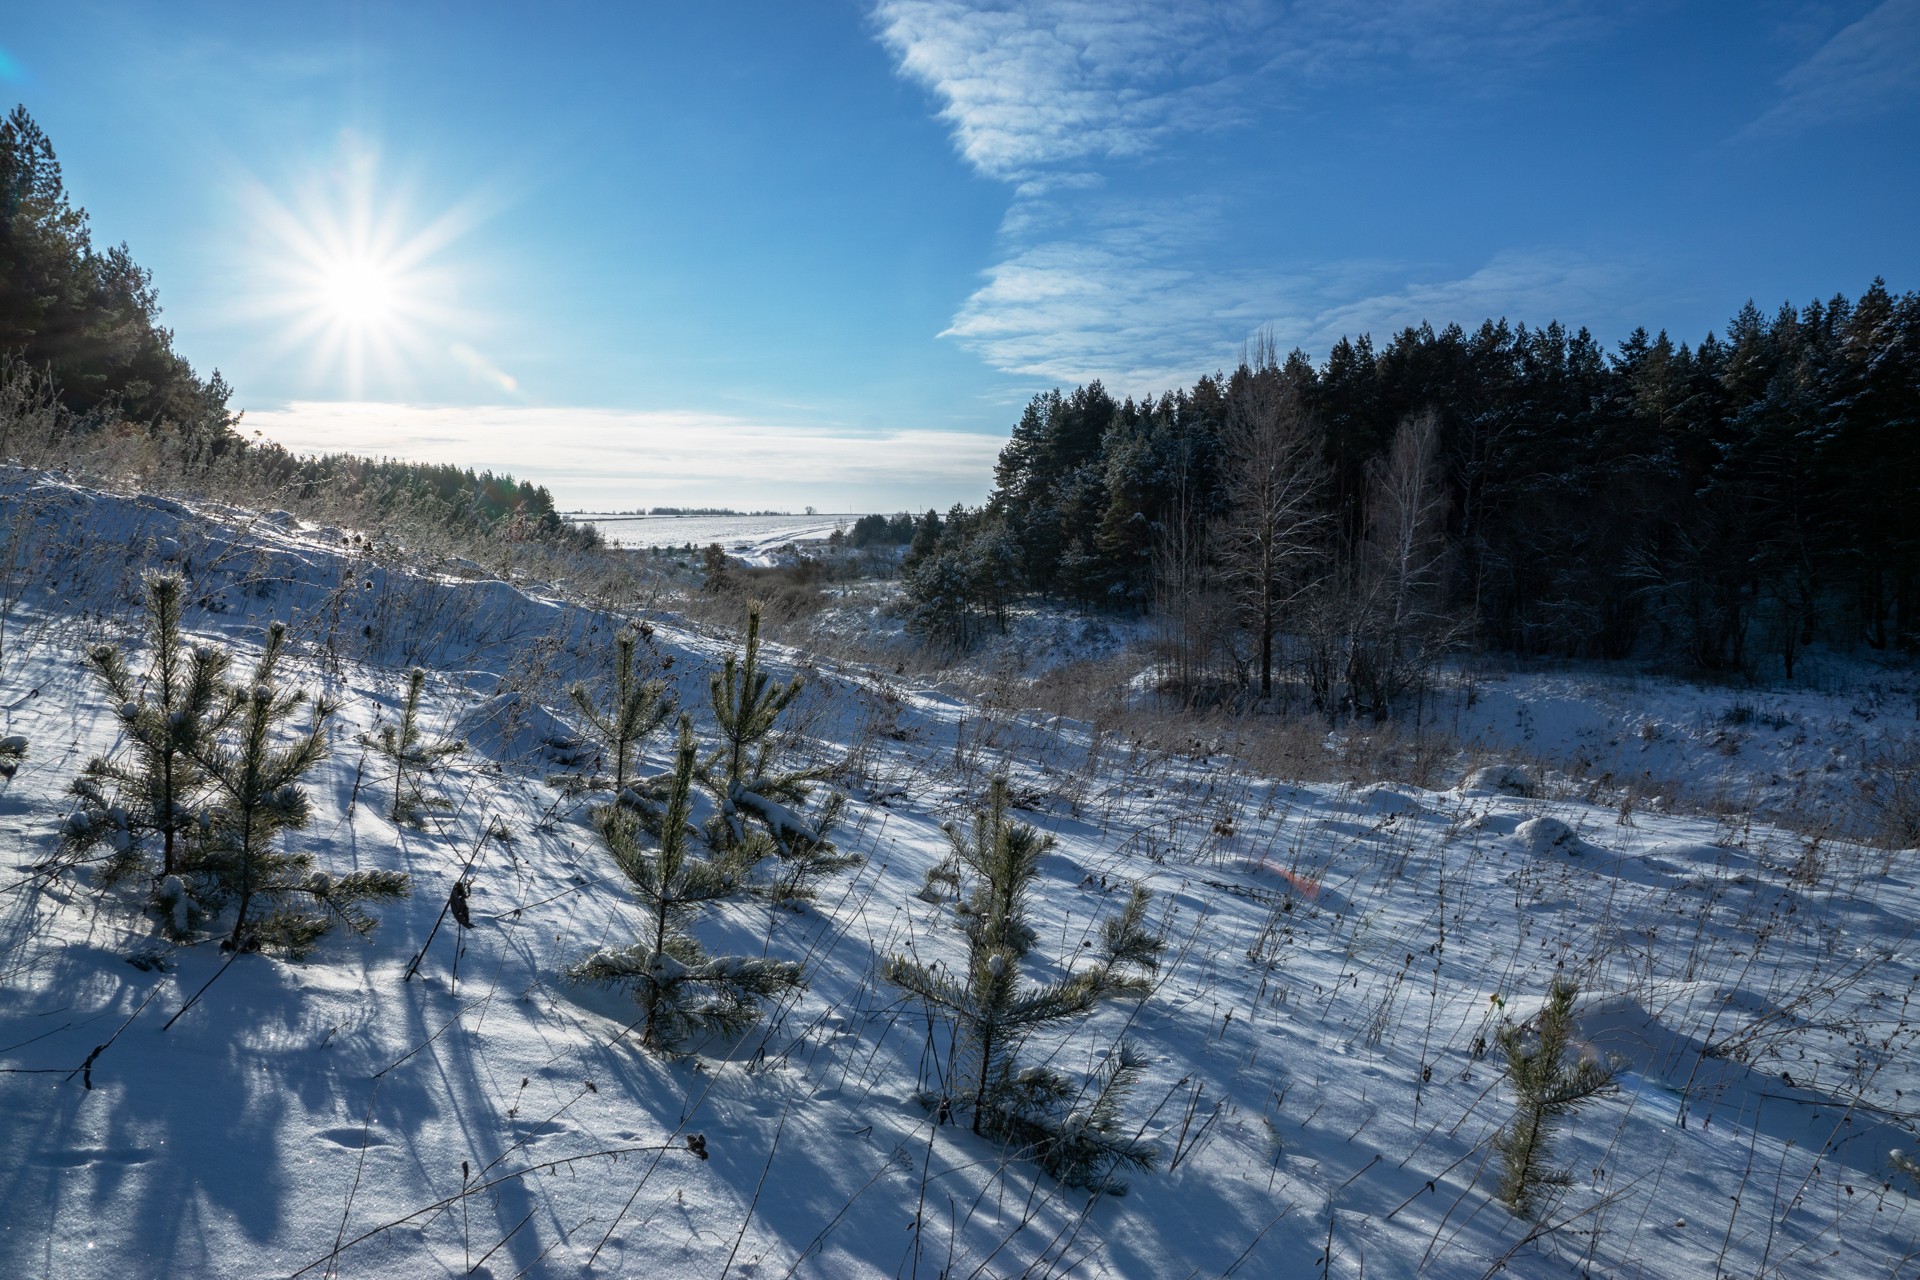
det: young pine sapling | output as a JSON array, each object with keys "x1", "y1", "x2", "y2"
[
  {"x1": 376, "y1": 666, "x2": 465, "y2": 827},
  {"x1": 569, "y1": 716, "x2": 804, "y2": 1052},
  {"x1": 196, "y1": 622, "x2": 408, "y2": 956},
  {"x1": 62, "y1": 573, "x2": 231, "y2": 903},
  {"x1": 700, "y1": 602, "x2": 857, "y2": 904},
  {"x1": 885, "y1": 777, "x2": 1164, "y2": 1191},
  {"x1": 1494, "y1": 979, "x2": 1618, "y2": 1220},
  {"x1": 568, "y1": 624, "x2": 673, "y2": 802}
]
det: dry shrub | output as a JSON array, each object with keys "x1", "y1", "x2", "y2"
[{"x1": 1864, "y1": 739, "x2": 1920, "y2": 849}]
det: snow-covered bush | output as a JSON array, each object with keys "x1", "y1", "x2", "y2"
[{"x1": 1461, "y1": 764, "x2": 1535, "y2": 797}]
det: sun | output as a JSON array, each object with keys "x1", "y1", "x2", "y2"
[
  {"x1": 233, "y1": 138, "x2": 496, "y2": 397},
  {"x1": 320, "y1": 257, "x2": 397, "y2": 330}
]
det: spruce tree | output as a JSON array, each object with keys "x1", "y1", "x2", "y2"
[
  {"x1": 885, "y1": 777, "x2": 1163, "y2": 1189},
  {"x1": 62, "y1": 572, "x2": 230, "y2": 886},
  {"x1": 196, "y1": 622, "x2": 407, "y2": 956},
  {"x1": 569, "y1": 716, "x2": 804, "y2": 1051},
  {"x1": 376, "y1": 666, "x2": 465, "y2": 826},
  {"x1": 1494, "y1": 979, "x2": 1618, "y2": 1219},
  {"x1": 700, "y1": 603, "x2": 856, "y2": 904},
  {"x1": 568, "y1": 625, "x2": 673, "y2": 799}
]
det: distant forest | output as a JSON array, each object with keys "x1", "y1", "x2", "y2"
[
  {"x1": 907, "y1": 282, "x2": 1919, "y2": 707},
  {"x1": 0, "y1": 106, "x2": 584, "y2": 550}
]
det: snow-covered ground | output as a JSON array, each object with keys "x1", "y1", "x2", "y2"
[
  {"x1": 3, "y1": 468, "x2": 1919, "y2": 1279},
  {"x1": 570, "y1": 513, "x2": 857, "y2": 564}
]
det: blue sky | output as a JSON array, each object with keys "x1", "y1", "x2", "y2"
[{"x1": 5, "y1": 1, "x2": 1916, "y2": 511}]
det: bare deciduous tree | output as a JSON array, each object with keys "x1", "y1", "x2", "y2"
[{"x1": 1218, "y1": 358, "x2": 1328, "y2": 701}]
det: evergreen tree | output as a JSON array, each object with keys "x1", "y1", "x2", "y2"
[
  {"x1": 375, "y1": 666, "x2": 466, "y2": 827},
  {"x1": 701, "y1": 542, "x2": 730, "y2": 592},
  {"x1": 903, "y1": 508, "x2": 944, "y2": 574},
  {"x1": 62, "y1": 572, "x2": 230, "y2": 885},
  {"x1": 1, "y1": 107, "x2": 232, "y2": 427},
  {"x1": 568, "y1": 625, "x2": 674, "y2": 797},
  {"x1": 1494, "y1": 979, "x2": 1617, "y2": 1219},
  {"x1": 885, "y1": 778, "x2": 1163, "y2": 1190},
  {"x1": 196, "y1": 622, "x2": 407, "y2": 955},
  {"x1": 699, "y1": 603, "x2": 857, "y2": 904},
  {"x1": 569, "y1": 717, "x2": 805, "y2": 1051},
  {"x1": 904, "y1": 538, "x2": 978, "y2": 650}
]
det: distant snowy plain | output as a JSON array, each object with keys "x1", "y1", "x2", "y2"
[
  {"x1": 2, "y1": 469, "x2": 1917, "y2": 1278},
  {"x1": 568, "y1": 513, "x2": 857, "y2": 564}
]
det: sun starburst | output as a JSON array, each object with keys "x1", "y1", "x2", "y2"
[{"x1": 232, "y1": 136, "x2": 502, "y2": 399}]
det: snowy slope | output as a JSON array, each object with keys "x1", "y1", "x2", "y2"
[{"x1": 2, "y1": 470, "x2": 1919, "y2": 1279}]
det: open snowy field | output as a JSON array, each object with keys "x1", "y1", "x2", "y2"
[
  {"x1": 3, "y1": 469, "x2": 1919, "y2": 1279},
  {"x1": 567, "y1": 514, "x2": 857, "y2": 562}
]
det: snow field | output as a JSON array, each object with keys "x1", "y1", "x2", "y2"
[{"x1": 0, "y1": 470, "x2": 1917, "y2": 1277}]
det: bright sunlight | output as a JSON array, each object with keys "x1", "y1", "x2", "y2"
[
  {"x1": 233, "y1": 136, "x2": 500, "y2": 398},
  {"x1": 319, "y1": 257, "x2": 397, "y2": 330}
]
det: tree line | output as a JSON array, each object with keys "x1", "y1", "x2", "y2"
[{"x1": 907, "y1": 283, "x2": 1920, "y2": 707}]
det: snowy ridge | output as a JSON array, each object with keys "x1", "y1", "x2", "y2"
[{"x1": 1, "y1": 472, "x2": 1918, "y2": 1278}]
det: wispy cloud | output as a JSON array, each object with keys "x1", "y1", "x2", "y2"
[
  {"x1": 875, "y1": 0, "x2": 1598, "y2": 182},
  {"x1": 873, "y1": 1, "x2": 1270, "y2": 181},
  {"x1": 1738, "y1": 0, "x2": 1920, "y2": 140},
  {"x1": 875, "y1": 1, "x2": 1614, "y2": 387},
  {"x1": 245, "y1": 402, "x2": 1007, "y2": 511},
  {"x1": 1298, "y1": 251, "x2": 1635, "y2": 353},
  {"x1": 944, "y1": 235, "x2": 1629, "y2": 392}
]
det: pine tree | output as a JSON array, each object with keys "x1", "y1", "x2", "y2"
[
  {"x1": 884, "y1": 777, "x2": 1163, "y2": 1189},
  {"x1": 195, "y1": 622, "x2": 408, "y2": 956},
  {"x1": 62, "y1": 572, "x2": 231, "y2": 887},
  {"x1": 376, "y1": 666, "x2": 465, "y2": 826},
  {"x1": 569, "y1": 717, "x2": 805, "y2": 1051},
  {"x1": 699, "y1": 603, "x2": 856, "y2": 903},
  {"x1": 568, "y1": 625, "x2": 674, "y2": 798},
  {"x1": 701, "y1": 543, "x2": 730, "y2": 593},
  {"x1": 1494, "y1": 979, "x2": 1617, "y2": 1219}
]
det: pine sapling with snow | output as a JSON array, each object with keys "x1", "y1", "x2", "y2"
[
  {"x1": 61, "y1": 573, "x2": 231, "y2": 915},
  {"x1": 376, "y1": 666, "x2": 465, "y2": 826},
  {"x1": 884, "y1": 777, "x2": 1164, "y2": 1191},
  {"x1": 700, "y1": 601, "x2": 857, "y2": 904},
  {"x1": 1494, "y1": 979, "x2": 1617, "y2": 1220},
  {"x1": 196, "y1": 621, "x2": 408, "y2": 956},
  {"x1": 567, "y1": 624, "x2": 673, "y2": 801},
  {"x1": 569, "y1": 715, "x2": 804, "y2": 1052}
]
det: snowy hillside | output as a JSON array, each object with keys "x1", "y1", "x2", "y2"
[{"x1": 3, "y1": 469, "x2": 1919, "y2": 1279}]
